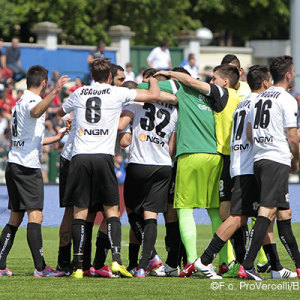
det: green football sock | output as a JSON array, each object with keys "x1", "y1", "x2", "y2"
[
  {"x1": 251, "y1": 217, "x2": 268, "y2": 265},
  {"x1": 207, "y1": 208, "x2": 235, "y2": 265},
  {"x1": 177, "y1": 208, "x2": 197, "y2": 263}
]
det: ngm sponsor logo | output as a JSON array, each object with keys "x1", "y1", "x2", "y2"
[
  {"x1": 78, "y1": 128, "x2": 109, "y2": 136},
  {"x1": 138, "y1": 133, "x2": 165, "y2": 147}
]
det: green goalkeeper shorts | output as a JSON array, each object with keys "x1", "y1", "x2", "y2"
[{"x1": 174, "y1": 153, "x2": 223, "y2": 209}]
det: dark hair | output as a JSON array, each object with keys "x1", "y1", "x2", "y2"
[
  {"x1": 213, "y1": 64, "x2": 240, "y2": 88},
  {"x1": 26, "y1": 65, "x2": 48, "y2": 89},
  {"x1": 160, "y1": 41, "x2": 168, "y2": 48},
  {"x1": 122, "y1": 81, "x2": 138, "y2": 89},
  {"x1": 110, "y1": 64, "x2": 124, "y2": 78},
  {"x1": 97, "y1": 40, "x2": 106, "y2": 49},
  {"x1": 247, "y1": 65, "x2": 270, "y2": 91},
  {"x1": 143, "y1": 68, "x2": 158, "y2": 79},
  {"x1": 188, "y1": 53, "x2": 195, "y2": 60},
  {"x1": 172, "y1": 67, "x2": 191, "y2": 76},
  {"x1": 221, "y1": 54, "x2": 241, "y2": 70},
  {"x1": 90, "y1": 58, "x2": 111, "y2": 83},
  {"x1": 270, "y1": 55, "x2": 293, "y2": 84}
]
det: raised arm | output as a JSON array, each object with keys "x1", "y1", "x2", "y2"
[
  {"x1": 155, "y1": 70, "x2": 210, "y2": 95},
  {"x1": 31, "y1": 75, "x2": 70, "y2": 118}
]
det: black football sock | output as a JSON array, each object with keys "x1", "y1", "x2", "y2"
[
  {"x1": 83, "y1": 221, "x2": 93, "y2": 271},
  {"x1": 231, "y1": 225, "x2": 248, "y2": 264},
  {"x1": 277, "y1": 219, "x2": 300, "y2": 268},
  {"x1": 128, "y1": 243, "x2": 140, "y2": 269},
  {"x1": 165, "y1": 221, "x2": 181, "y2": 268},
  {"x1": 242, "y1": 216, "x2": 271, "y2": 270},
  {"x1": 128, "y1": 212, "x2": 157, "y2": 259},
  {"x1": 263, "y1": 243, "x2": 283, "y2": 271},
  {"x1": 107, "y1": 217, "x2": 122, "y2": 265},
  {"x1": 178, "y1": 241, "x2": 187, "y2": 267},
  {"x1": 72, "y1": 219, "x2": 86, "y2": 270},
  {"x1": 128, "y1": 212, "x2": 144, "y2": 243},
  {"x1": 138, "y1": 219, "x2": 157, "y2": 271},
  {"x1": 93, "y1": 230, "x2": 111, "y2": 270},
  {"x1": 201, "y1": 233, "x2": 226, "y2": 266},
  {"x1": 27, "y1": 223, "x2": 45, "y2": 271},
  {"x1": 0, "y1": 224, "x2": 18, "y2": 270},
  {"x1": 58, "y1": 244, "x2": 72, "y2": 267}
]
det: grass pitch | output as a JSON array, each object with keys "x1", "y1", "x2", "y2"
[{"x1": 0, "y1": 224, "x2": 300, "y2": 300}]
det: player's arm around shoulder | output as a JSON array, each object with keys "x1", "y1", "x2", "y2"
[
  {"x1": 134, "y1": 78, "x2": 160, "y2": 103},
  {"x1": 155, "y1": 70, "x2": 210, "y2": 94}
]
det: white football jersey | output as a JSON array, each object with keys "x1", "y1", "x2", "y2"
[
  {"x1": 230, "y1": 93, "x2": 258, "y2": 177},
  {"x1": 248, "y1": 86, "x2": 297, "y2": 166},
  {"x1": 123, "y1": 101, "x2": 177, "y2": 166},
  {"x1": 61, "y1": 113, "x2": 76, "y2": 161},
  {"x1": 62, "y1": 82, "x2": 137, "y2": 156},
  {"x1": 8, "y1": 90, "x2": 45, "y2": 168}
]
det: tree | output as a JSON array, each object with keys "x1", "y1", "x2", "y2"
[
  {"x1": 0, "y1": 0, "x2": 291, "y2": 46},
  {"x1": 190, "y1": 0, "x2": 290, "y2": 46}
]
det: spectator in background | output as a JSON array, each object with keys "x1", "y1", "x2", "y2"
[
  {"x1": 87, "y1": 40, "x2": 106, "y2": 84},
  {"x1": 1, "y1": 37, "x2": 26, "y2": 82},
  {"x1": 114, "y1": 153, "x2": 126, "y2": 184},
  {"x1": 199, "y1": 66, "x2": 213, "y2": 83},
  {"x1": 46, "y1": 71, "x2": 61, "y2": 120},
  {"x1": 183, "y1": 53, "x2": 199, "y2": 78},
  {"x1": 0, "y1": 72, "x2": 6, "y2": 98},
  {"x1": 125, "y1": 62, "x2": 135, "y2": 82},
  {"x1": 135, "y1": 67, "x2": 146, "y2": 84},
  {"x1": 5, "y1": 80, "x2": 17, "y2": 108},
  {"x1": 66, "y1": 77, "x2": 83, "y2": 95},
  {"x1": 0, "y1": 39, "x2": 13, "y2": 81},
  {"x1": 147, "y1": 41, "x2": 172, "y2": 70}
]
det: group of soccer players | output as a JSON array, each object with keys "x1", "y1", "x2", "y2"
[{"x1": 0, "y1": 53, "x2": 300, "y2": 281}]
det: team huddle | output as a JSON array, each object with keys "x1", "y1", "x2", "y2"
[{"x1": 0, "y1": 54, "x2": 299, "y2": 281}]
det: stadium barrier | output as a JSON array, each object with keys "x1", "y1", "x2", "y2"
[{"x1": 1, "y1": 184, "x2": 300, "y2": 227}]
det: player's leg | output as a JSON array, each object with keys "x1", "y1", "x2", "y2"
[
  {"x1": 163, "y1": 204, "x2": 181, "y2": 272},
  {"x1": 276, "y1": 208, "x2": 300, "y2": 277},
  {"x1": 251, "y1": 216, "x2": 270, "y2": 272},
  {"x1": 217, "y1": 155, "x2": 236, "y2": 272},
  {"x1": 105, "y1": 204, "x2": 132, "y2": 277},
  {"x1": 207, "y1": 207, "x2": 235, "y2": 273},
  {"x1": 82, "y1": 211, "x2": 96, "y2": 275},
  {"x1": 239, "y1": 160, "x2": 289, "y2": 280},
  {"x1": 71, "y1": 206, "x2": 88, "y2": 277},
  {"x1": 0, "y1": 211, "x2": 24, "y2": 276},
  {"x1": 135, "y1": 165, "x2": 171, "y2": 277},
  {"x1": 57, "y1": 206, "x2": 73, "y2": 273},
  {"x1": 27, "y1": 209, "x2": 48, "y2": 273},
  {"x1": 57, "y1": 156, "x2": 73, "y2": 274},
  {"x1": 92, "y1": 216, "x2": 110, "y2": 269},
  {"x1": 136, "y1": 211, "x2": 158, "y2": 277}
]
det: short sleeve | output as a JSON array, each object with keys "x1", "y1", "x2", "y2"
[
  {"x1": 117, "y1": 87, "x2": 137, "y2": 104},
  {"x1": 27, "y1": 98, "x2": 41, "y2": 112},
  {"x1": 122, "y1": 102, "x2": 136, "y2": 115},
  {"x1": 62, "y1": 93, "x2": 76, "y2": 114}
]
